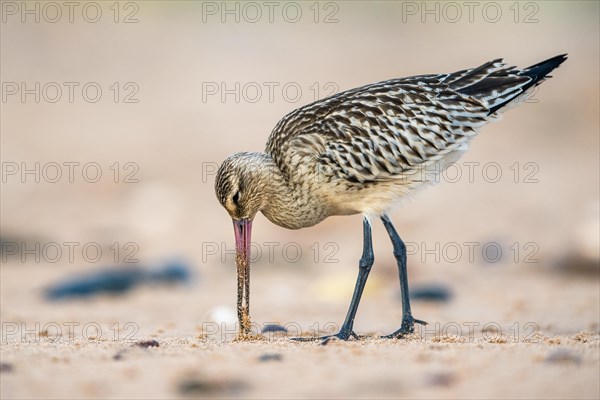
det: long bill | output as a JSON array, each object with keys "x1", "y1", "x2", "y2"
[{"x1": 233, "y1": 218, "x2": 253, "y2": 337}]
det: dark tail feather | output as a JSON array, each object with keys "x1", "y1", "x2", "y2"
[{"x1": 488, "y1": 54, "x2": 567, "y2": 114}]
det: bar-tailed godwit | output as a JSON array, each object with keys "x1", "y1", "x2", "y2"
[{"x1": 215, "y1": 54, "x2": 567, "y2": 340}]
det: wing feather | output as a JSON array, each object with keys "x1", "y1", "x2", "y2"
[{"x1": 265, "y1": 57, "x2": 560, "y2": 184}]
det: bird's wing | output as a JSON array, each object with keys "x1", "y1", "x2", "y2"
[{"x1": 266, "y1": 59, "x2": 535, "y2": 183}]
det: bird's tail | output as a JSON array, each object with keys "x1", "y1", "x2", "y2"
[
  {"x1": 445, "y1": 54, "x2": 567, "y2": 115},
  {"x1": 487, "y1": 54, "x2": 567, "y2": 114}
]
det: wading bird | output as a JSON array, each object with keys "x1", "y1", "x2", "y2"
[{"x1": 215, "y1": 55, "x2": 566, "y2": 341}]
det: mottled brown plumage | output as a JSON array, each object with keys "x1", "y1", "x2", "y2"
[{"x1": 215, "y1": 55, "x2": 566, "y2": 340}]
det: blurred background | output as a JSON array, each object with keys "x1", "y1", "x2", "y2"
[{"x1": 1, "y1": 1, "x2": 598, "y2": 399}]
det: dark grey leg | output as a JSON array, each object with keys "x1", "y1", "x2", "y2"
[
  {"x1": 333, "y1": 216, "x2": 375, "y2": 340},
  {"x1": 381, "y1": 214, "x2": 427, "y2": 338},
  {"x1": 292, "y1": 217, "x2": 374, "y2": 342}
]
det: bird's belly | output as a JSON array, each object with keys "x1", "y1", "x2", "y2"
[
  {"x1": 326, "y1": 149, "x2": 469, "y2": 216},
  {"x1": 327, "y1": 182, "x2": 412, "y2": 216}
]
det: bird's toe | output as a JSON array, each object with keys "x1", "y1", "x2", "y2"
[
  {"x1": 290, "y1": 329, "x2": 360, "y2": 344},
  {"x1": 320, "y1": 330, "x2": 357, "y2": 345},
  {"x1": 381, "y1": 316, "x2": 428, "y2": 339}
]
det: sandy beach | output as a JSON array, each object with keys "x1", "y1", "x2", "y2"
[{"x1": 1, "y1": 1, "x2": 599, "y2": 399}]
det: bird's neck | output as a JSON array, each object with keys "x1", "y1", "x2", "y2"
[{"x1": 256, "y1": 153, "x2": 328, "y2": 230}]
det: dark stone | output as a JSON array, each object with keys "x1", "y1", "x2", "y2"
[
  {"x1": 178, "y1": 378, "x2": 247, "y2": 396},
  {"x1": 409, "y1": 284, "x2": 452, "y2": 302},
  {"x1": 545, "y1": 349, "x2": 582, "y2": 365},
  {"x1": 258, "y1": 353, "x2": 282, "y2": 362},
  {"x1": 135, "y1": 339, "x2": 160, "y2": 348},
  {"x1": 427, "y1": 371, "x2": 455, "y2": 387},
  {"x1": 261, "y1": 324, "x2": 288, "y2": 334},
  {"x1": 44, "y1": 261, "x2": 191, "y2": 300},
  {"x1": 0, "y1": 363, "x2": 14, "y2": 373}
]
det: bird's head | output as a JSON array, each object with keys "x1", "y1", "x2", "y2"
[
  {"x1": 214, "y1": 152, "x2": 272, "y2": 269},
  {"x1": 214, "y1": 152, "x2": 270, "y2": 222}
]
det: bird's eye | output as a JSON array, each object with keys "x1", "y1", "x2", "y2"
[{"x1": 232, "y1": 191, "x2": 240, "y2": 205}]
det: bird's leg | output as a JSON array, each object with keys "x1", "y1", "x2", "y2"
[
  {"x1": 330, "y1": 217, "x2": 375, "y2": 340},
  {"x1": 292, "y1": 217, "x2": 374, "y2": 343},
  {"x1": 380, "y1": 214, "x2": 427, "y2": 338}
]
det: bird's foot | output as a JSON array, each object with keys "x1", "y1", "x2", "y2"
[
  {"x1": 381, "y1": 315, "x2": 427, "y2": 339},
  {"x1": 319, "y1": 330, "x2": 360, "y2": 345},
  {"x1": 291, "y1": 329, "x2": 359, "y2": 344}
]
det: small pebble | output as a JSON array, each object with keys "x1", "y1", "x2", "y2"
[
  {"x1": 207, "y1": 306, "x2": 237, "y2": 325},
  {"x1": 258, "y1": 353, "x2": 282, "y2": 362},
  {"x1": 545, "y1": 349, "x2": 582, "y2": 365},
  {"x1": 136, "y1": 339, "x2": 160, "y2": 348},
  {"x1": 178, "y1": 377, "x2": 247, "y2": 396},
  {"x1": 0, "y1": 363, "x2": 14, "y2": 373},
  {"x1": 427, "y1": 371, "x2": 455, "y2": 387},
  {"x1": 114, "y1": 340, "x2": 161, "y2": 360},
  {"x1": 409, "y1": 284, "x2": 452, "y2": 302},
  {"x1": 113, "y1": 350, "x2": 127, "y2": 360},
  {"x1": 261, "y1": 324, "x2": 288, "y2": 334}
]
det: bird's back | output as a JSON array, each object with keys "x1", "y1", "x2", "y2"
[{"x1": 263, "y1": 55, "x2": 566, "y2": 216}]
